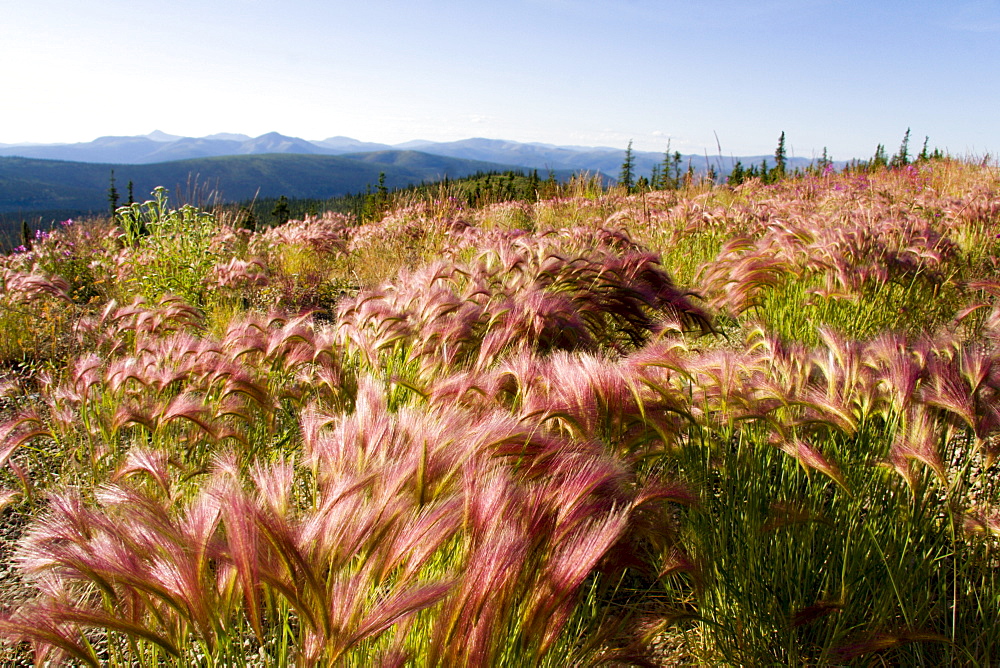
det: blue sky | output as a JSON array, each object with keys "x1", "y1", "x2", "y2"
[{"x1": 2, "y1": 0, "x2": 998, "y2": 159}]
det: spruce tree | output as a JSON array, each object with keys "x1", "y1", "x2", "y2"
[
  {"x1": 544, "y1": 169, "x2": 557, "y2": 197},
  {"x1": 20, "y1": 220, "x2": 32, "y2": 250},
  {"x1": 360, "y1": 174, "x2": 391, "y2": 222},
  {"x1": 728, "y1": 160, "x2": 745, "y2": 186},
  {"x1": 238, "y1": 206, "x2": 258, "y2": 233},
  {"x1": 660, "y1": 140, "x2": 674, "y2": 189},
  {"x1": 374, "y1": 172, "x2": 389, "y2": 214},
  {"x1": 271, "y1": 195, "x2": 291, "y2": 226},
  {"x1": 890, "y1": 128, "x2": 911, "y2": 168},
  {"x1": 871, "y1": 144, "x2": 888, "y2": 170},
  {"x1": 774, "y1": 131, "x2": 787, "y2": 179},
  {"x1": 108, "y1": 170, "x2": 119, "y2": 217},
  {"x1": 818, "y1": 147, "x2": 832, "y2": 173},
  {"x1": 619, "y1": 140, "x2": 635, "y2": 192}
]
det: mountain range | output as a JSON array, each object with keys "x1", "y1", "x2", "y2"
[{"x1": 0, "y1": 131, "x2": 818, "y2": 178}]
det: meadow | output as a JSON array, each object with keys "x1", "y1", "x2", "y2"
[{"x1": 0, "y1": 159, "x2": 998, "y2": 665}]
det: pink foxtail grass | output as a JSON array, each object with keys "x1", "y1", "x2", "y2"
[
  {"x1": 2, "y1": 373, "x2": 693, "y2": 665},
  {"x1": 335, "y1": 226, "x2": 712, "y2": 388},
  {"x1": 1, "y1": 160, "x2": 1000, "y2": 664}
]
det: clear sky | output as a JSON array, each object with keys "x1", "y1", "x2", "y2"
[{"x1": 2, "y1": 0, "x2": 997, "y2": 159}]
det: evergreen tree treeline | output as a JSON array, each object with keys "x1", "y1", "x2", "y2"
[
  {"x1": 618, "y1": 139, "x2": 685, "y2": 192},
  {"x1": 727, "y1": 129, "x2": 946, "y2": 186},
  {"x1": 236, "y1": 169, "x2": 563, "y2": 228}
]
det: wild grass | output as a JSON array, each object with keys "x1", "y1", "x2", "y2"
[{"x1": 0, "y1": 159, "x2": 999, "y2": 665}]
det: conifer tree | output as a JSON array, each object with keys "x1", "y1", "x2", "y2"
[
  {"x1": 890, "y1": 128, "x2": 911, "y2": 167},
  {"x1": 918, "y1": 136, "x2": 930, "y2": 162},
  {"x1": 672, "y1": 151, "x2": 683, "y2": 188},
  {"x1": 237, "y1": 206, "x2": 257, "y2": 233},
  {"x1": 271, "y1": 195, "x2": 291, "y2": 226},
  {"x1": 108, "y1": 170, "x2": 119, "y2": 217},
  {"x1": 544, "y1": 169, "x2": 557, "y2": 197},
  {"x1": 871, "y1": 144, "x2": 888, "y2": 170},
  {"x1": 660, "y1": 140, "x2": 674, "y2": 189},
  {"x1": 774, "y1": 131, "x2": 787, "y2": 179},
  {"x1": 619, "y1": 140, "x2": 635, "y2": 192},
  {"x1": 818, "y1": 147, "x2": 832, "y2": 173},
  {"x1": 659, "y1": 146, "x2": 685, "y2": 190},
  {"x1": 360, "y1": 173, "x2": 391, "y2": 221},
  {"x1": 728, "y1": 160, "x2": 745, "y2": 186},
  {"x1": 20, "y1": 220, "x2": 32, "y2": 250},
  {"x1": 375, "y1": 172, "x2": 389, "y2": 213}
]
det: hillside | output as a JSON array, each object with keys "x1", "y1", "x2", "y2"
[{"x1": 0, "y1": 151, "x2": 556, "y2": 217}]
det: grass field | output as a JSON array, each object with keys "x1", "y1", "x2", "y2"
[{"x1": 0, "y1": 159, "x2": 998, "y2": 665}]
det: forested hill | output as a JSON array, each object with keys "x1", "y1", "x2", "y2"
[{"x1": 0, "y1": 151, "x2": 545, "y2": 216}]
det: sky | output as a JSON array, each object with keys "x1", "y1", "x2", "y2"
[{"x1": 1, "y1": 0, "x2": 998, "y2": 160}]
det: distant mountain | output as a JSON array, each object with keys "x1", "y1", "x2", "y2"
[
  {"x1": 141, "y1": 137, "x2": 245, "y2": 163},
  {"x1": 390, "y1": 138, "x2": 595, "y2": 172},
  {"x1": 0, "y1": 133, "x2": 340, "y2": 165},
  {"x1": 313, "y1": 136, "x2": 394, "y2": 153},
  {"x1": 0, "y1": 151, "x2": 569, "y2": 217},
  {"x1": 145, "y1": 130, "x2": 184, "y2": 143},
  {"x1": 201, "y1": 132, "x2": 252, "y2": 142},
  {"x1": 1, "y1": 136, "x2": 168, "y2": 164},
  {"x1": 0, "y1": 132, "x2": 824, "y2": 179},
  {"x1": 239, "y1": 132, "x2": 324, "y2": 156}
]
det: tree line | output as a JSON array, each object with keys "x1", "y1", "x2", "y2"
[{"x1": 617, "y1": 129, "x2": 947, "y2": 192}]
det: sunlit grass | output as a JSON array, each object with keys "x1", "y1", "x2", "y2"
[{"x1": 1, "y1": 160, "x2": 1000, "y2": 665}]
